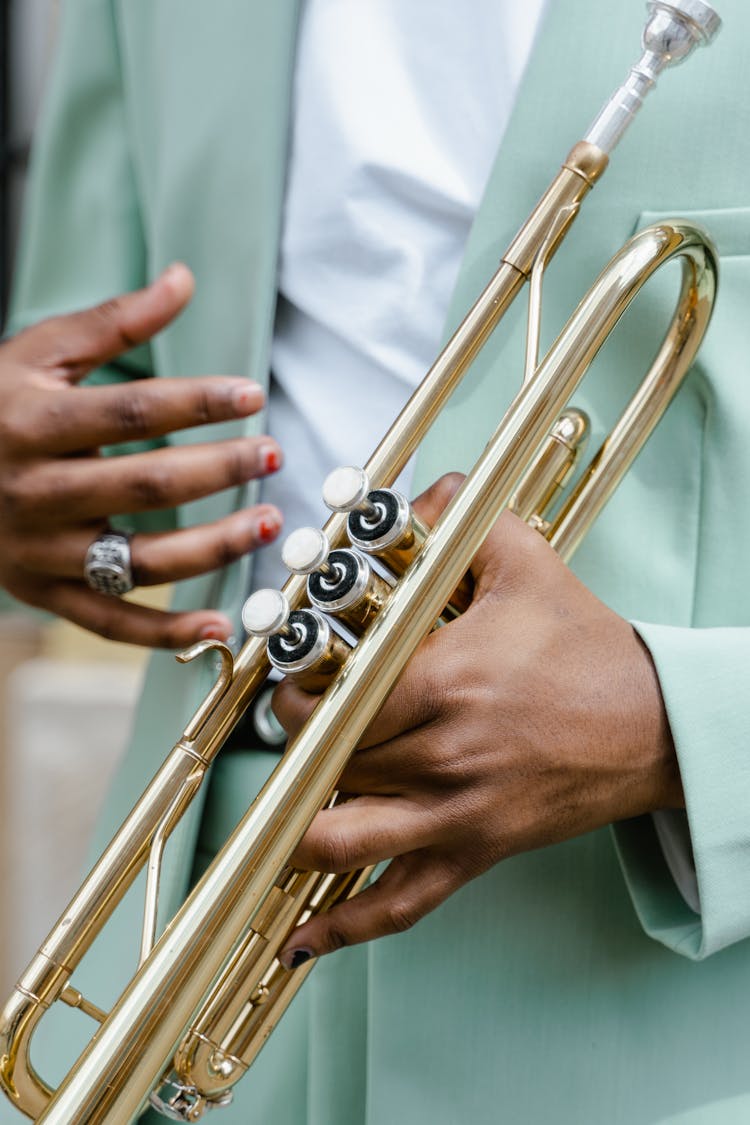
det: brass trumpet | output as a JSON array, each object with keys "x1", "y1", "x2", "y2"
[{"x1": 0, "y1": 2, "x2": 721, "y2": 1121}]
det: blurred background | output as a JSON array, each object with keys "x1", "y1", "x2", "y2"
[{"x1": 0, "y1": 1, "x2": 154, "y2": 993}]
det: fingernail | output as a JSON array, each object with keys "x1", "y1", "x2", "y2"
[
  {"x1": 162, "y1": 262, "x2": 185, "y2": 280},
  {"x1": 259, "y1": 442, "x2": 283, "y2": 475},
  {"x1": 199, "y1": 621, "x2": 232, "y2": 641},
  {"x1": 280, "y1": 947, "x2": 315, "y2": 971},
  {"x1": 232, "y1": 382, "x2": 262, "y2": 415},
  {"x1": 257, "y1": 510, "x2": 282, "y2": 544},
  {"x1": 160, "y1": 262, "x2": 194, "y2": 295}
]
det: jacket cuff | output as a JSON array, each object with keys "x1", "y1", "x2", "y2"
[{"x1": 613, "y1": 623, "x2": 750, "y2": 960}]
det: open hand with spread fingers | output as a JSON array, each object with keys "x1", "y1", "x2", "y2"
[
  {"x1": 0, "y1": 264, "x2": 283, "y2": 647},
  {"x1": 272, "y1": 474, "x2": 684, "y2": 967}
]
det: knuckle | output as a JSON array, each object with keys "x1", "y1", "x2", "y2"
[
  {"x1": 92, "y1": 603, "x2": 120, "y2": 643},
  {"x1": 223, "y1": 444, "x2": 254, "y2": 488},
  {"x1": 0, "y1": 469, "x2": 33, "y2": 519},
  {"x1": 0, "y1": 406, "x2": 29, "y2": 453},
  {"x1": 30, "y1": 315, "x2": 73, "y2": 366},
  {"x1": 211, "y1": 526, "x2": 247, "y2": 571},
  {"x1": 191, "y1": 386, "x2": 214, "y2": 425},
  {"x1": 417, "y1": 637, "x2": 467, "y2": 720},
  {"x1": 129, "y1": 467, "x2": 172, "y2": 508},
  {"x1": 96, "y1": 298, "x2": 122, "y2": 320},
  {"x1": 500, "y1": 510, "x2": 550, "y2": 570},
  {"x1": 323, "y1": 925, "x2": 350, "y2": 953},
  {"x1": 111, "y1": 392, "x2": 151, "y2": 439},
  {"x1": 35, "y1": 395, "x2": 70, "y2": 443},
  {"x1": 386, "y1": 898, "x2": 420, "y2": 935},
  {"x1": 94, "y1": 299, "x2": 138, "y2": 351},
  {"x1": 317, "y1": 827, "x2": 352, "y2": 874}
]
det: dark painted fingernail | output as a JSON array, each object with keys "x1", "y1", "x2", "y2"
[
  {"x1": 259, "y1": 443, "x2": 283, "y2": 474},
  {"x1": 280, "y1": 947, "x2": 315, "y2": 970}
]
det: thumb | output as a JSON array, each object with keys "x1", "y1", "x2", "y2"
[
  {"x1": 11, "y1": 262, "x2": 195, "y2": 379},
  {"x1": 409, "y1": 471, "x2": 465, "y2": 527},
  {"x1": 411, "y1": 474, "x2": 548, "y2": 603}
]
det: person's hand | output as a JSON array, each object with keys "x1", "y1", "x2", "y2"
[
  {"x1": 273, "y1": 474, "x2": 683, "y2": 966},
  {"x1": 0, "y1": 264, "x2": 283, "y2": 647}
]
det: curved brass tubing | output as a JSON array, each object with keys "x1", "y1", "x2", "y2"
[
  {"x1": 33, "y1": 220, "x2": 717, "y2": 1124},
  {"x1": 0, "y1": 4, "x2": 722, "y2": 1115}
]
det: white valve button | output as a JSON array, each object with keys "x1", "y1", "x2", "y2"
[
  {"x1": 282, "y1": 527, "x2": 330, "y2": 575},
  {"x1": 322, "y1": 466, "x2": 371, "y2": 513},
  {"x1": 242, "y1": 588, "x2": 291, "y2": 637}
]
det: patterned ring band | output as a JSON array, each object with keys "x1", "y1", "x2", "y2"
[{"x1": 83, "y1": 529, "x2": 134, "y2": 597}]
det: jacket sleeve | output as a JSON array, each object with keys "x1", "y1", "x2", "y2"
[
  {"x1": 10, "y1": 1, "x2": 144, "y2": 348},
  {"x1": 6, "y1": 0, "x2": 175, "y2": 532},
  {"x1": 613, "y1": 623, "x2": 750, "y2": 960}
]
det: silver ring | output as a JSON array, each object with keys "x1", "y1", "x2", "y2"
[{"x1": 84, "y1": 529, "x2": 134, "y2": 596}]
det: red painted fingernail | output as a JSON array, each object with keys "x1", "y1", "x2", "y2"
[
  {"x1": 258, "y1": 515, "x2": 280, "y2": 544},
  {"x1": 259, "y1": 443, "x2": 283, "y2": 474},
  {"x1": 200, "y1": 622, "x2": 231, "y2": 641}
]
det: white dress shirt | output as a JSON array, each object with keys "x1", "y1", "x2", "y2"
[{"x1": 255, "y1": 0, "x2": 547, "y2": 589}]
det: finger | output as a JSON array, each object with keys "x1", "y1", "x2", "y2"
[
  {"x1": 410, "y1": 476, "x2": 555, "y2": 602},
  {"x1": 15, "y1": 506, "x2": 284, "y2": 584},
  {"x1": 291, "y1": 796, "x2": 437, "y2": 874},
  {"x1": 272, "y1": 678, "x2": 321, "y2": 738},
  {"x1": 274, "y1": 685, "x2": 456, "y2": 798},
  {"x1": 410, "y1": 472, "x2": 465, "y2": 528},
  {"x1": 279, "y1": 852, "x2": 459, "y2": 965},
  {"x1": 469, "y1": 507, "x2": 559, "y2": 597},
  {"x1": 337, "y1": 722, "x2": 457, "y2": 796},
  {"x1": 271, "y1": 626, "x2": 448, "y2": 750},
  {"x1": 34, "y1": 579, "x2": 233, "y2": 648},
  {"x1": 10, "y1": 436, "x2": 284, "y2": 523},
  {"x1": 273, "y1": 648, "x2": 446, "y2": 753},
  {"x1": 11, "y1": 376, "x2": 266, "y2": 457},
  {"x1": 10, "y1": 263, "x2": 195, "y2": 378}
]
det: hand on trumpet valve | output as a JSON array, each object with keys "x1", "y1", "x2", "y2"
[{"x1": 273, "y1": 473, "x2": 685, "y2": 965}]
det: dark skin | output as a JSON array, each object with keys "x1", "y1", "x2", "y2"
[
  {"x1": 0, "y1": 264, "x2": 283, "y2": 647},
  {"x1": 273, "y1": 474, "x2": 684, "y2": 967},
  {"x1": 0, "y1": 275, "x2": 683, "y2": 965}
]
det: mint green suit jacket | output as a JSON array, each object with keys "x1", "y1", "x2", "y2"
[{"x1": 7, "y1": 1, "x2": 750, "y2": 1122}]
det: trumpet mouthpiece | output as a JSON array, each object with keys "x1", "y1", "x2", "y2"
[
  {"x1": 584, "y1": 0, "x2": 721, "y2": 154},
  {"x1": 643, "y1": 2, "x2": 721, "y2": 65}
]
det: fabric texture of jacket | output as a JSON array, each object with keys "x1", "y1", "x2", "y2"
[{"x1": 6, "y1": 1, "x2": 750, "y2": 1121}]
